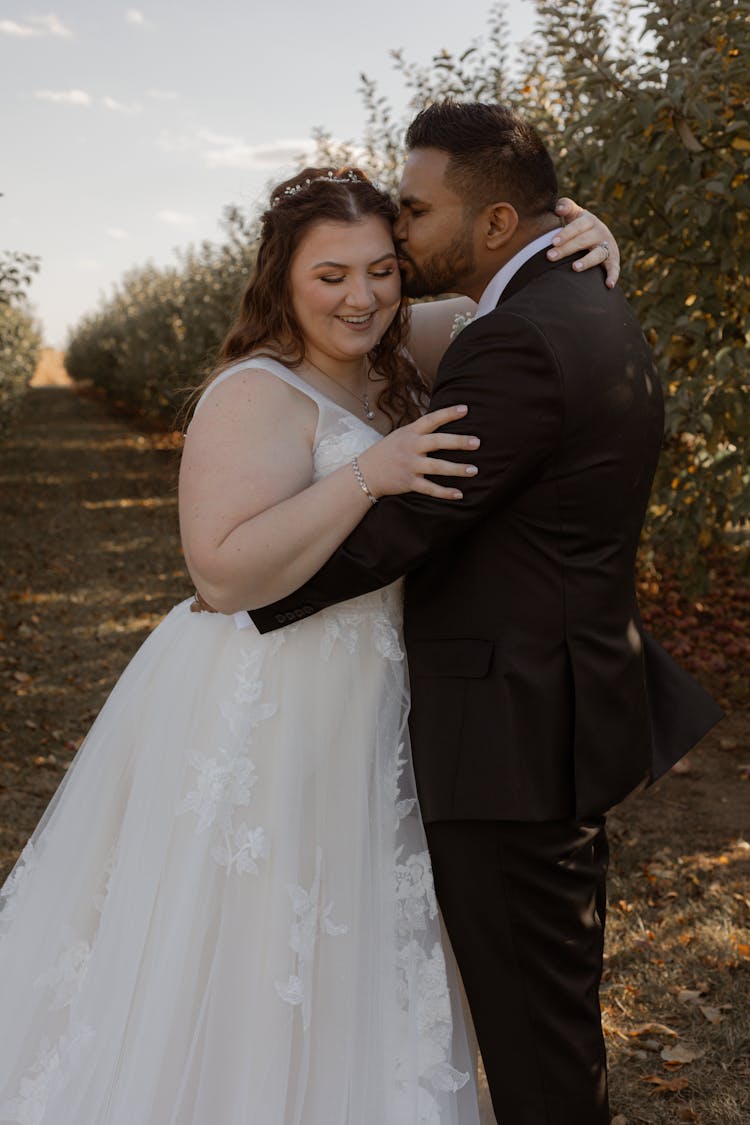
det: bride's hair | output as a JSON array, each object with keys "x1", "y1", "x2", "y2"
[{"x1": 202, "y1": 167, "x2": 428, "y2": 429}]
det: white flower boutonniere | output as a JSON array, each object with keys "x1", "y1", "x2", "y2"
[{"x1": 450, "y1": 312, "x2": 475, "y2": 340}]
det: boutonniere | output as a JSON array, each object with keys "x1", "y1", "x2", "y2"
[{"x1": 450, "y1": 312, "x2": 475, "y2": 340}]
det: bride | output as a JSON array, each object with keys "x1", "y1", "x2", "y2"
[{"x1": 0, "y1": 167, "x2": 616, "y2": 1124}]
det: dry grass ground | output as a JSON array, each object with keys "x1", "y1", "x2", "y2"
[{"x1": 0, "y1": 381, "x2": 747, "y2": 1124}]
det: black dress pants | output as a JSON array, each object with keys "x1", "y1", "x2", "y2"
[{"x1": 426, "y1": 817, "x2": 610, "y2": 1125}]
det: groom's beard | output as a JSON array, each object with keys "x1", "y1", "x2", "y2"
[{"x1": 398, "y1": 229, "x2": 476, "y2": 299}]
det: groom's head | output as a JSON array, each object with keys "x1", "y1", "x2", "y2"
[{"x1": 395, "y1": 101, "x2": 559, "y2": 300}]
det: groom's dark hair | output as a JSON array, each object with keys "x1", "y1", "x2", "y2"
[{"x1": 405, "y1": 101, "x2": 558, "y2": 221}]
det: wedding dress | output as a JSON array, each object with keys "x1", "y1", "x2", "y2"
[{"x1": 0, "y1": 358, "x2": 479, "y2": 1125}]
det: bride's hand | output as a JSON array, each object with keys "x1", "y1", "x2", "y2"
[
  {"x1": 548, "y1": 198, "x2": 621, "y2": 289},
  {"x1": 357, "y1": 405, "x2": 479, "y2": 501}
]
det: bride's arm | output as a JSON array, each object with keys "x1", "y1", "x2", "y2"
[
  {"x1": 406, "y1": 297, "x2": 476, "y2": 387},
  {"x1": 178, "y1": 368, "x2": 477, "y2": 613}
]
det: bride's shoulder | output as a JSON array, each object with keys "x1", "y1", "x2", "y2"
[{"x1": 187, "y1": 355, "x2": 316, "y2": 439}]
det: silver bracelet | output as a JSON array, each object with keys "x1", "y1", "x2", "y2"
[{"x1": 351, "y1": 457, "x2": 378, "y2": 506}]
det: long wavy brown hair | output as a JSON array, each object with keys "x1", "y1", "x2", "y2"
[{"x1": 190, "y1": 167, "x2": 428, "y2": 430}]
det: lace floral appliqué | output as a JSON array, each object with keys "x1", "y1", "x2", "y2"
[
  {"x1": 1, "y1": 1022, "x2": 95, "y2": 1125},
  {"x1": 395, "y1": 849, "x2": 438, "y2": 935},
  {"x1": 387, "y1": 739, "x2": 470, "y2": 1109},
  {"x1": 276, "y1": 846, "x2": 348, "y2": 1029},
  {"x1": 0, "y1": 842, "x2": 36, "y2": 935},
  {"x1": 33, "y1": 927, "x2": 91, "y2": 1013},
  {"x1": 3, "y1": 927, "x2": 95, "y2": 1125},
  {"x1": 178, "y1": 649, "x2": 275, "y2": 876}
]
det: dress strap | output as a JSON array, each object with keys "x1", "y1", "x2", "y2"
[{"x1": 192, "y1": 356, "x2": 330, "y2": 415}]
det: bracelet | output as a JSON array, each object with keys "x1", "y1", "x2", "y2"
[{"x1": 351, "y1": 457, "x2": 378, "y2": 506}]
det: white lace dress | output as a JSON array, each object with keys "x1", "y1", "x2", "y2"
[{"x1": 0, "y1": 358, "x2": 479, "y2": 1125}]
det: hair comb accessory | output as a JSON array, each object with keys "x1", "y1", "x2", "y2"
[{"x1": 274, "y1": 169, "x2": 363, "y2": 204}]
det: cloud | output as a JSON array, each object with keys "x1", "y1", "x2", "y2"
[
  {"x1": 102, "y1": 96, "x2": 142, "y2": 114},
  {"x1": 34, "y1": 89, "x2": 91, "y2": 106},
  {"x1": 200, "y1": 132, "x2": 317, "y2": 169},
  {"x1": 1, "y1": 14, "x2": 73, "y2": 38},
  {"x1": 147, "y1": 88, "x2": 179, "y2": 101},
  {"x1": 125, "y1": 9, "x2": 146, "y2": 25},
  {"x1": 107, "y1": 228, "x2": 130, "y2": 240},
  {"x1": 157, "y1": 128, "x2": 323, "y2": 171},
  {"x1": 158, "y1": 210, "x2": 196, "y2": 226}
]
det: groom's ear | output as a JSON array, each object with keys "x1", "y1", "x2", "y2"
[{"x1": 484, "y1": 202, "x2": 519, "y2": 249}]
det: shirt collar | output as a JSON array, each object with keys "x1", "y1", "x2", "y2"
[{"x1": 475, "y1": 229, "x2": 558, "y2": 319}]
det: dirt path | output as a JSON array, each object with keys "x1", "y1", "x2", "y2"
[
  {"x1": 0, "y1": 383, "x2": 747, "y2": 1123},
  {"x1": 29, "y1": 347, "x2": 73, "y2": 388},
  {"x1": 0, "y1": 384, "x2": 187, "y2": 868}
]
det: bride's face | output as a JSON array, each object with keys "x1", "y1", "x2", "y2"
[{"x1": 289, "y1": 216, "x2": 401, "y2": 363}]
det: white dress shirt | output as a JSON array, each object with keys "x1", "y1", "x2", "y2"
[{"x1": 475, "y1": 229, "x2": 558, "y2": 319}]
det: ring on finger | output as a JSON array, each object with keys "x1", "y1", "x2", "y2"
[{"x1": 599, "y1": 241, "x2": 610, "y2": 261}]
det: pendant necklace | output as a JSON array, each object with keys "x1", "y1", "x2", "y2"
[{"x1": 304, "y1": 356, "x2": 376, "y2": 421}]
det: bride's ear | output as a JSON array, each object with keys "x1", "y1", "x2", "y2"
[{"x1": 484, "y1": 202, "x2": 518, "y2": 250}]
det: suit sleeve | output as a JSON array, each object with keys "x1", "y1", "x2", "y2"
[{"x1": 249, "y1": 311, "x2": 563, "y2": 633}]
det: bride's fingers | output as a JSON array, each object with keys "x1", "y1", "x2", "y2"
[
  {"x1": 572, "y1": 244, "x2": 621, "y2": 288},
  {"x1": 414, "y1": 404, "x2": 469, "y2": 432},
  {"x1": 421, "y1": 431, "x2": 480, "y2": 453},
  {"x1": 417, "y1": 456, "x2": 478, "y2": 478},
  {"x1": 548, "y1": 212, "x2": 598, "y2": 254},
  {"x1": 548, "y1": 216, "x2": 621, "y2": 288},
  {"x1": 411, "y1": 477, "x2": 465, "y2": 500},
  {"x1": 555, "y1": 197, "x2": 584, "y2": 223}
]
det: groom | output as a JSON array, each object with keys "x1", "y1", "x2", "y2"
[{"x1": 249, "y1": 102, "x2": 722, "y2": 1122}]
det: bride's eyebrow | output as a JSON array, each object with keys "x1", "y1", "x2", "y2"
[{"x1": 311, "y1": 253, "x2": 398, "y2": 269}]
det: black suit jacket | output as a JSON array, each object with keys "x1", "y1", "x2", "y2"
[{"x1": 250, "y1": 251, "x2": 723, "y2": 822}]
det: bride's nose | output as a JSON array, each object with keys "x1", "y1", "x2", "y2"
[{"x1": 343, "y1": 273, "x2": 375, "y2": 310}]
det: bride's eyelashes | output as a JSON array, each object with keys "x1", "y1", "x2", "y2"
[{"x1": 319, "y1": 268, "x2": 397, "y2": 285}]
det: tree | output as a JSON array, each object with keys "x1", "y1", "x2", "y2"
[
  {"x1": 65, "y1": 207, "x2": 258, "y2": 420},
  {"x1": 0, "y1": 249, "x2": 42, "y2": 431},
  {"x1": 314, "y1": 0, "x2": 750, "y2": 577},
  {"x1": 0, "y1": 250, "x2": 40, "y2": 306}
]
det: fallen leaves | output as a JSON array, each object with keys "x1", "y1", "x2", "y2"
[
  {"x1": 637, "y1": 549, "x2": 750, "y2": 709},
  {"x1": 630, "y1": 1022, "x2": 679, "y2": 1039},
  {"x1": 661, "y1": 1042, "x2": 705, "y2": 1065},
  {"x1": 642, "y1": 1074, "x2": 690, "y2": 1094},
  {"x1": 697, "y1": 1004, "x2": 725, "y2": 1025},
  {"x1": 730, "y1": 935, "x2": 750, "y2": 960}
]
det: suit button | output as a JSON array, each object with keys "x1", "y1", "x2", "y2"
[{"x1": 274, "y1": 613, "x2": 286, "y2": 624}]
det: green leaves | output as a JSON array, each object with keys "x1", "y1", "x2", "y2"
[
  {"x1": 520, "y1": 0, "x2": 749, "y2": 572},
  {"x1": 65, "y1": 220, "x2": 258, "y2": 424},
  {"x1": 65, "y1": 0, "x2": 749, "y2": 577},
  {"x1": 0, "y1": 251, "x2": 42, "y2": 432}
]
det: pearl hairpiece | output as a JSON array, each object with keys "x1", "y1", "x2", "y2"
[{"x1": 275, "y1": 169, "x2": 363, "y2": 204}]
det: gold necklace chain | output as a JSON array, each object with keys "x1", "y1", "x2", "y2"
[{"x1": 303, "y1": 356, "x2": 376, "y2": 421}]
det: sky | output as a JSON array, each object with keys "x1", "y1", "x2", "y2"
[{"x1": 1, "y1": 0, "x2": 537, "y2": 346}]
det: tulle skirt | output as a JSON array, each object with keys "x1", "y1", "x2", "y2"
[{"x1": 0, "y1": 591, "x2": 478, "y2": 1124}]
